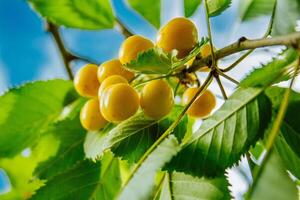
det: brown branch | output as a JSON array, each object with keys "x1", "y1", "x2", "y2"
[
  {"x1": 45, "y1": 21, "x2": 100, "y2": 79},
  {"x1": 115, "y1": 18, "x2": 133, "y2": 38},
  {"x1": 45, "y1": 21, "x2": 74, "y2": 79},
  {"x1": 187, "y1": 32, "x2": 300, "y2": 73}
]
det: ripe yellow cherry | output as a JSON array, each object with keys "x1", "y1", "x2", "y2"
[
  {"x1": 157, "y1": 17, "x2": 198, "y2": 58},
  {"x1": 80, "y1": 98, "x2": 108, "y2": 131},
  {"x1": 119, "y1": 35, "x2": 154, "y2": 65},
  {"x1": 200, "y1": 43, "x2": 213, "y2": 58},
  {"x1": 74, "y1": 64, "x2": 99, "y2": 97},
  {"x1": 98, "y1": 75, "x2": 128, "y2": 97},
  {"x1": 97, "y1": 59, "x2": 134, "y2": 83},
  {"x1": 182, "y1": 88, "x2": 216, "y2": 118},
  {"x1": 100, "y1": 83, "x2": 139, "y2": 123},
  {"x1": 140, "y1": 80, "x2": 174, "y2": 119}
]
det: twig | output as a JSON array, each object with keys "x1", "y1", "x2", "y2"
[
  {"x1": 152, "y1": 172, "x2": 166, "y2": 199},
  {"x1": 214, "y1": 74, "x2": 227, "y2": 99},
  {"x1": 129, "y1": 74, "x2": 141, "y2": 83},
  {"x1": 116, "y1": 18, "x2": 134, "y2": 38},
  {"x1": 217, "y1": 70, "x2": 240, "y2": 85},
  {"x1": 221, "y1": 50, "x2": 254, "y2": 72},
  {"x1": 133, "y1": 74, "x2": 175, "y2": 88},
  {"x1": 264, "y1": 0, "x2": 277, "y2": 37},
  {"x1": 203, "y1": 0, "x2": 217, "y2": 70},
  {"x1": 194, "y1": 73, "x2": 201, "y2": 87},
  {"x1": 220, "y1": 1, "x2": 277, "y2": 72},
  {"x1": 174, "y1": 80, "x2": 181, "y2": 97},
  {"x1": 187, "y1": 32, "x2": 300, "y2": 73},
  {"x1": 218, "y1": 33, "x2": 300, "y2": 59},
  {"x1": 46, "y1": 21, "x2": 74, "y2": 79}
]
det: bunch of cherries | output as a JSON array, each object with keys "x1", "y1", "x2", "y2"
[{"x1": 73, "y1": 17, "x2": 216, "y2": 131}]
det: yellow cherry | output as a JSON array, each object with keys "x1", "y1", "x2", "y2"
[
  {"x1": 74, "y1": 64, "x2": 99, "y2": 97},
  {"x1": 80, "y1": 98, "x2": 108, "y2": 131},
  {"x1": 119, "y1": 35, "x2": 154, "y2": 65},
  {"x1": 98, "y1": 59, "x2": 134, "y2": 83},
  {"x1": 100, "y1": 83, "x2": 139, "y2": 122},
  {"x1": 140, "y1": 80, "x2": 174, "y2": 119},
  {"x1": 98, "y1": 75, "x2": 128, "y2": 97},
  {"x1": 182, "y1": 88, "x2": 216, "y2": 118},
  {"x1": 157, "y1": 17, "x2": 198, "y2": 58}
]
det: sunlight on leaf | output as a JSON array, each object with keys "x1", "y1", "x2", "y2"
[
  {"x1": 247, "y1": 152, "x2": 298, "y2": 200},
  {"x1": 207, "y1": 0, "x2": 232, "y2": 17},
  {"x1": 0, "y1": 80, "x2": 73, "y2": 157},
  {"x1": 84, "y1": 106, "x2": 187, "y2": 163},
  {"x1": 166, "y1": 87, "x2": 272, "y2": 177},
  {"x1": 119, "y1": 135, "x2": 180, "y2": 200},
  {"x1": 241, "y1": 48, "x2": 299, "y2": 87},
  {"x1": 159, "y1": 172, "x2": 231, "y2": 200},
  {"x1": 128, "y1": 0, "x2": 160, "y2": 28},
  {"x1": 29, "y1": 0, "x2": 115, "y2": 29},
  {"x1": 0, "y1": 135, "x2": 59, "y2": 200},
  {"x1": 184, "y1": 0, "x2": 202, "y2": 17},
  {"x1": 239, "y1": 0, "x2": 276, "y2": 21}
]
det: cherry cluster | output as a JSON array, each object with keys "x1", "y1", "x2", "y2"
[{"x1": 73, "y1": 17, "x2": 216, "y2": 131}]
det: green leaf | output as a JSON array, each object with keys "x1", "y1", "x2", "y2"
[
  {"x1": 238, "y1": 0, "x2": 300, "y2": 35},
  {"x1": 265, "y1": 87, "x2": 300, "y2": 179},
  {"x1": 241, "y1": 49, "x2": 299, "y2": 87},
  {"x1": 159, "y1": 172, "x2": 231, "y2": 200},
  {"x1": 184, "y1": 0, "x2": 202, "y2": 17},
  {"x1": 127, "y1": 0, "x2": 160, "y2": 28},
  {"x1": 266, "y1": 87, "x2": 300, "y2": 158},
  {"x1": 247, "y1": 152, "x2": 298, "y2": 200},
  {"x1": 84, "y1": 106, "x2": 187, "y2": 163},
  {"x1": 166, "y1": 87, "x2": 272, "y2": 177},
  {"x1": 91, "y1": 152, "x2": 122, "y2": 200},
  {"x1": 118, "y1": 135, "x2": 180, "y2": 200},
  {"x1": 281, "y1": 101, "x2": 300, "y2": 159},
  {"x1": 275, "y1": 134, "x2": 300, "y2": 179},
  {"x1": 125, "y1": 41, "x2": 205, "y2": 74},
  {"x1": 272, "y1": 0, "x2": 300, "y2": 35},
  {"x1": 0, "y1": 135, "x2": 59, "y2": 200},
  {"x1": 31, "y1": 160, "x2": 101, "y2": 200},
  {"x1": 34, "y1": 104, "x2": 86, "y2": 179},
  {"x1": 239, "y1": 0, "x2": 276, "y2": 21},
  {"x1": 207, "y1": 0, "x2": 232, "y2": 17},
  {"x1": 29, "y1": 0, "x2": 115, "y2": 30},
  {"x1": 0, "y1": 79, "x2": 73, "y2": 157},
  {"x1": 249, "y1": 141, "x2": 265, "y2": 161},
  {"x1": 125, "y1": 47, "x2": 174, "y2": 74}
]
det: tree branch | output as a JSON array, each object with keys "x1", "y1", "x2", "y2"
[
  {"x1": 214, "y1": 74, "x2": 228, "y2": 99},
  {"x1": 115, "y1": 18, "x2": 134, "y2": 38},
  {"x1": 187, "y1": 32, "x2": 300, "y2": 73},
  {"x1": 46, "y1": 21, "x2": 74, "y2": 79},
  {"x1": 203, "y1": 0, "x2": 217, "y2": 70},
  {"x1": 46, "y1": 21, "x2": 99, "y2": 79}
]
